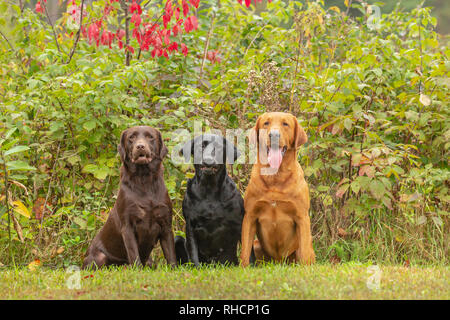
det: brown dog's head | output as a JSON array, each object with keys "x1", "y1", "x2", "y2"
[
  {"x1": 250, "y1": 112, "x2": 307, "y2": 169},
  {"x1": 117, "y1": 126, "x2": 168, "y2": 169}
]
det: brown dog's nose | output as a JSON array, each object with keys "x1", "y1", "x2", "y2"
[
  {"x1": 136, "y1": 143, "x2": 145, "y2": 150},
  {"x1": 269, "y1": 130, "x2": 280, "y2": 140}
]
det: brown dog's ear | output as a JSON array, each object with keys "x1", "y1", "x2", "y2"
[
  {"x1": 249, "y1": 116, "x2": 261, "y2": 146},
  {"x1": 158, "y1": 130, "x2": 168, "y2": 159},
  {"x1": 294, "y1": 118, "x2": 308, "y2": 149},
  {"x1": 117, "y1": 129, "x2": 128, "y2": 163}
]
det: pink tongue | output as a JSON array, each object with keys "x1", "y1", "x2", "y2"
[{"x1": 268, "y1": 148, "x2": 283, "y2": 169}]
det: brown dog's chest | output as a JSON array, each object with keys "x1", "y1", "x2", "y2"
[
  {"x1": 251, "y1": 197, "x2": 300, "y2": 259},
  {"x1": 126, "y1": 199, "x2": 169, "y2": 223}
]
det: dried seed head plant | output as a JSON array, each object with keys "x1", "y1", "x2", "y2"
[{"x1": 246, "y1": 61, "x2": 282, "y2": 113}]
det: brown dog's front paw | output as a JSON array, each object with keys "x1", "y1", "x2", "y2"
[
  {"x1": 297, "y1": 250, "x2": 316, "y2": 265},
  {"x1": 305, "y1": 252, "x2": 316, "y2": 265},
  {"x1": 145, "y1": 260, "x2": 157, "y2": 269},
  {"x1": 240, "y1": 256, "x2": 250, "y2": 268}
]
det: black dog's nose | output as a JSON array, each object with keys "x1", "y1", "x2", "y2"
[{"x1": 136, "y1": 143, "x2": 145, "y2": 150}]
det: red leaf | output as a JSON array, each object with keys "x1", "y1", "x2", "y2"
[
  {"x1": 189, "y1": 0, "x2": 200, "y2": 8},
  {"x1": 182, "y1": 0, "x2": 189, "y2": 17},
  {"x1": 35, "y1": 1, "x2": 44, "y2": 13},
  {"x1": 359, "y1": 165, "x2": 375, "y2": 178},
  {"x1": 184, "y1": 15, "x2": 198, "y2": 33},
  {"x1": 180, "y1": 43, "x2": 188, "y2": 56},
  {"x1": 206, "y1": 49, "x2": 221, "y2": 64},
  {"x1": 172, "y1": 24, "x2": 180, "y2": 37},
  {"x1": 88, "y1": 23, "x2": 100, "y2": 44},
  {"x1": 130, "y1": 0, "x2": 142, "y2": 14},
  {"x1": 131, "y1": 13, "x2": 142, "y2": 27},
  {"x1": 168, "y1": 42, "x2": 178, "y2": 52},
  {"x1": 116, "y1": 29, "x2": 126, "y2": 40}
]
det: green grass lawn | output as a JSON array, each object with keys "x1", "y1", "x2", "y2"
[{"x1": 1, "y1": 263, "x2": 448, "y2": 299}]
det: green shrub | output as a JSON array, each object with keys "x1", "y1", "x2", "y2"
[{"x1": 0, "y1": 0, "x2": 448, "y2": 266}]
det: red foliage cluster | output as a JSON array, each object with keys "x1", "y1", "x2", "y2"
[
  {"x1": 35, "y1": 0, "x2": 46, "y2": 14},
  {"x1": 206, "y1": 50, "x2": 221, "y2": 64},
  {"x1": 36, "y1": 0, "x2": 201, "y2": 60},
  {"x1": 35, "y1": 0, "x2": 269, "y2": 62}
]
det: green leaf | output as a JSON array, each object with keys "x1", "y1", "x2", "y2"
[
  {"x1": 336, "y1": 183, "x2": 350, "y2": 198},
  {"x1": 350, "y1": 180, "x2": 361, "y2": 194},
  {"x1": 83, "y1": 119, "x2": 97, "y2": 131},
  {"x1": 6, "y1": 161, "x2": 36, "y2": 171},
  {"x1": 369, "y1": 180, "x2": 385, "y2": 200},
  {"x1": 82, "y1": 164, "x2": 98, "y2": 174},
  {"x1": 4, "y1": 145, "x2": 30, "y2": 156},
  {"x1": 73, "y1": 217, "x2": 87, "y2": 229},
  {"x1": 0, "y1": 128, "x2": 17, "y2": 147},
  {"x1": 93, "y1": 167, "x2": 109, "y2": 180}
]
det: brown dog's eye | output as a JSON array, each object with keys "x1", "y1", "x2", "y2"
[
  {"x1": 282, "y1": 122, "x2": 289, "y2": 127},
  {"x1": 264, "y1": 121, "x2": 269, "y2": 126}
]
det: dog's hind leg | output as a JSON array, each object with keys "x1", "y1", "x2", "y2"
[
  {"x1": 174, "y1": 235, "x2": 189, "y2": 265},
  {"x1": 252, "y1": 239, "x2": 272, "y2": 265}
]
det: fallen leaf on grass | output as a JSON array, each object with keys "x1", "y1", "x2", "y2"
[
  {"x1": 28, "y1": 259, "x2": 41, "y2": 271},
  {"x1": 51, "y1": 246, "x2": 65, "y2": 258}
]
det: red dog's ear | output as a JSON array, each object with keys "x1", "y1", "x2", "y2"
[
  {"x1": 294, "y1": 118, "x2": 308, "y2": 149},
  {"x1": 249, "y1": 116, "x2": 261, "y2": 146}
]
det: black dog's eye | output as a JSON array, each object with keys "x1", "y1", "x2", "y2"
[{"x1": 282, "y1": 122, "x2": 289, "y2": 127}]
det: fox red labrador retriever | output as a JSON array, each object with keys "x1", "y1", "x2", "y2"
[
  {"x1": 82, "y1": 126, "x2": 176, "y2": 269},
  {"x1": 240, "y1": 112, "x2": 315, "y2": 267}
]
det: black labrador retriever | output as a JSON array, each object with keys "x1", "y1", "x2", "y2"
[{"x1": 175, "y1": 134, "x2": 244, "y2": 266}]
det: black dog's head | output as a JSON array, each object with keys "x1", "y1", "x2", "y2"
[
  {"x1": 181, "y1": 134, "x2": 240, "y2": 176},
  {"x1": 118, "y1": 126, "x2": 168, "y2": 172}
]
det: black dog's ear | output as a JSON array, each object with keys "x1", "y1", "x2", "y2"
[
  {"x1": 157, "y1": 130, "x2": 168, "y2": 159},
  {"x1": 180, "y1": 138, "x2": 195, "y2": 162},
  {"x1": 117, "y1": 129, "x2": 128, "y2": 163},
  {"x1": 223, "y1": 137, "x2": 240, "y2": 164}
]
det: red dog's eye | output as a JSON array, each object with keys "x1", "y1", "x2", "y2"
[
  {"x1": 283, "y1": 122, "x2": 289, "y2": 127},
  {"x1": 264, "y1": 121, "x2": 269, "y2": 126}
]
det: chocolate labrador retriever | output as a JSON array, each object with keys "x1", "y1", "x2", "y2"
[
  {"x1": 82, "y1": 126, "x2": 176, "y2": 269},
  {"x1": 175, "y1": 134, "x2": 244, "y2": 266}
]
